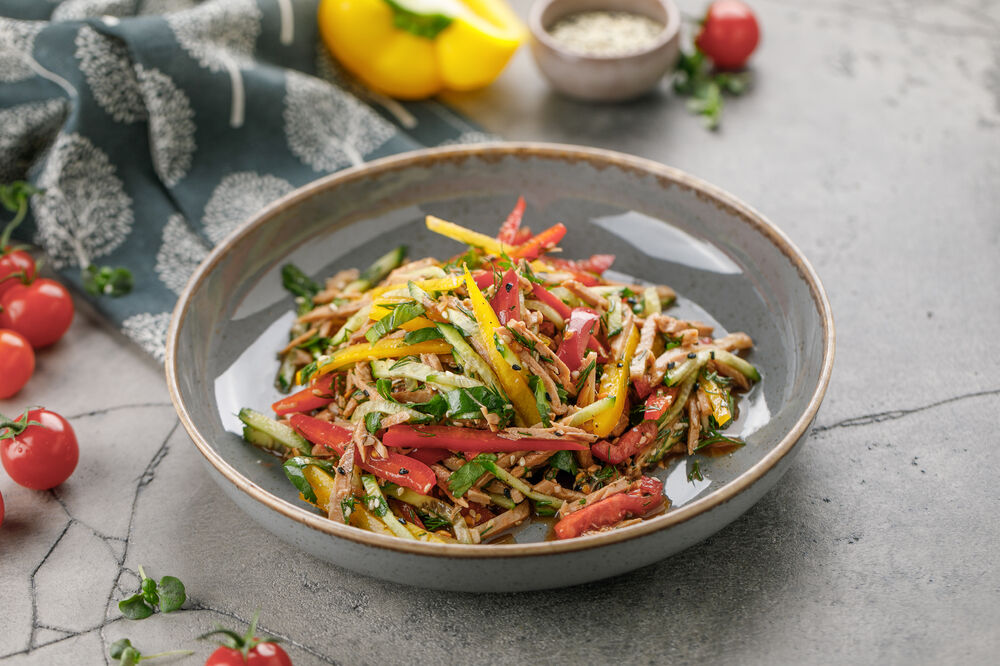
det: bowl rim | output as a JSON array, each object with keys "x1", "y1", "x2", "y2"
[
  {"x1": 165, "y1": 142, "x2": 836, "y2": 560},
  {"x1": 529, "y1": 0, "x2": 681, "y2": 62}
]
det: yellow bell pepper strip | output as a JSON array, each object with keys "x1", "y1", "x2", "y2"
[
  {"x1": 368, "y1": 274, "x2": 463, "y2": 301},
  {"x1": 426, "y1": 215, "x2": 508, "y2": 256},
  {"x1": 589, "y1": 325, "x2": 640, "y2": 437},
  {"x1": 697, "y1": 372, "x2": 733, "y2": 428},
  {"x1": 369, "y1": 305, "x2": 437, "y2": 332},
  {"x1": 304, "y1": 338, "x2": 452, "y2": 382},
  {"x1": 462, "y1": 268, "x2": 541, "y2": 425},
  {"x1": 317, "y1": 0, "x2": 524, "y2": 100}
]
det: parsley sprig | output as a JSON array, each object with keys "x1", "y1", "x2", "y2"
[{"x1": 674, "y1": 49, "x2": 751, "y2": 130}]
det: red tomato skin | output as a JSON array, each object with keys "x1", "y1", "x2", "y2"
[
  {"x1": 695, "y1": 0, "x2": 761, "y2": 69},
  {"x1": 0, "y1": 250, "x2": 36, "y2": 299},
  {"x1": 205, "y1": 643, "x2": 293, "y2": 666},
  {"x1": 0, "y1": 279, "x2": 75, "y2": 348},
  {"x1": 0, "y1": 409, "x2": 78, "y2": 490},
  {"x1": 0, "y1": 328, "x2": 34, "y2": 399}
]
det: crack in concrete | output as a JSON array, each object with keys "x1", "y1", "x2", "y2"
[
  {"x1": 813, "y1": 388, "x2": 1000, "y2": 433},
  {"x1": 64, "y1": 402, "x2": 174, "y2": 420}
]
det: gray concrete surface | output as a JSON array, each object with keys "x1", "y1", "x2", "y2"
[{"x1": 2, "y1": 0, "x2": 999, "y2": 663}]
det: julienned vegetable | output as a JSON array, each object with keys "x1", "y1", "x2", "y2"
[{"x1": 241, "y1": 197, "x2": 760, "y2": 543}]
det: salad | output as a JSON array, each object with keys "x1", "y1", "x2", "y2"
[{"x1": 239, "y1": 198, "x2": 760, "y2": 544}]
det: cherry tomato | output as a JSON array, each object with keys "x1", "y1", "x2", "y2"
[
  {"x1": 205, "y1": 642, "x2": 293, "y2": 666},
  {"x1": 0, "y1": 250, "x2": 36, "y2": 299},
  {"x1": 0, "y1": 329, "x2": 34, "y2": 399},
  {"x1": 0, "y1": 408, "x2": 78, "y2": 490},
  {"x1": 0, "y1": 278, "x2": 74, "y2": 348},
  {"x1": 695, "y1": 0, "x2": 761, "y2": 70}
]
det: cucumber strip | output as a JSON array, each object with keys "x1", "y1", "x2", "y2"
[
  {"x1": 492, "y1": 330, "x2": 522, "y2": 370},
  {"x1": 711, "y1": 349, "x2": 761, "y2": 382},
  {"x1": 477, "y1": 459, "x2": 564, "y2": 508},
  {"x1": 345, "y1": 246, "x2": 407, "y2": 293},
  {"x1": 605, "y1": 297, "x2": 623, "y2": 338},
  {"x1": 657, "y1": 371, "x2": 701, "y2": 431},
  {"x1": 382, "y1": 483, "x2": 473, "y2": 543},
  {"x1": 436, "y1": 322, "x2": 503, "y2": 390},
  {"x1": 370, "y1": 359, "x2": 483, "y2": 389},
  {"x1": 330, "y1": 303, "x2": 372, "y2": 345},
  {"x1": 524, "y1": 299, "x2": 565, "y2": 327},
  {"x1": 361, "y1": 475, "x2": 415, "y2": 540},
  {"x1": 445, "y1": 308, "x2": 478, "y2": 337},
  {"x1": 238, "y1": 408, "x2": 311, "y2": 455},
  {"x1": 643, "y1": 286, "x2": 661, "y2": 316},
  {"x1": 273, "y1": 353, "x2": 298, "y2": 393},
  {"x1": 665, "y1": 359, "x2": 696, "y2": 387},
  {"x1": 545, "y1": 286, "x2": 578, "y2": 306},
  {"x1": 488, "y1": 492, "x2": 517, "y2": 510},
  {"x1": 349, "y1": 399, "x2": 426, "y2": 424},
  {"x1": 242, "y1": 424, "x2": 282, "y2": 453},
  {"x1": 560, "y1": 396, "x2": 615, "y2": 427}
]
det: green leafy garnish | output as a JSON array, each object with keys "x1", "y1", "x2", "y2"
[
  {"x1": 575, "y1": 359, "x2": 597, "y2": 393},
  {"x1": 366, "y1": 300, "x2": 425, "y2": 343},
  {"x1": 82, "y1": 264, "x2": 134, "y2": 297},
  {"x1": 364, "y1": 411, "x2": 383, "y2": 434},
  {"x1": 109, "y1": 638, "x2": 192, "y2": 665},
  {"x1": 281, "y1": 263, "x2": 321, "y2": 300},
  {"x1": 687, "y1": 459, "x2": 704, "y2": 482},
  {"x1": 673, "y1": 49, "x2": 751, "y2": 130},
  {"x1": 409, "y1": 386, "x2": 513, "y2": 426},
  {"x1": 549, "y1": 450, "x2": 578, "y2": 477},
  {"x1": 118, "y1": 565, "x2": 186, "y2": 619},
  {"x1": 448, "y1": 453, "x2": 497, "y2": 497},
  {"x1": 418, "y1": 511, "x2": 452, "y2": 531},
  {"x1": 404, "y1": 327, "x2": 444, "y2": 344}
]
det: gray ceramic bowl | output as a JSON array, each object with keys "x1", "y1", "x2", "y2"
[
  {"x1": 166, "y1": 143, "x2": 834, "y2": 592},
  {"x1": 529, "y1": 0, "x2": 681, "y2": 101}
]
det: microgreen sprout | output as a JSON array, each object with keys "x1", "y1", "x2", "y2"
[{"x1": 118, "y1": 565, "x2": 186, "y2": 620}]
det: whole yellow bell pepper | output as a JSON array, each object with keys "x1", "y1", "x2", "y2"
[{"x1": 318, "y1": 0, "x2": 525, "y2": 99}]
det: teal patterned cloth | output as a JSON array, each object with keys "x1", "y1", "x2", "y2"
[{"x1": 0, "y1": 0, "x2": 494, "y2": 361}]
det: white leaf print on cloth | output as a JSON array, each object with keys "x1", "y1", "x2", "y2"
[
  {"x1": 52, "y1": 0, "x2": 134, "y2": 21},
  {"x1": 314, "y1": 43, "x2": 416, "y2": 129},
  {"x1": 202, "y1": 171, "x2": 293, "y2": 245},
  {"x1": 121, "y1": 312, "x2": 171, "y2": 363},
  {"x1": 283, "y1": 71, "x2": 394, "y2": 171},
  {"x1": 33, "y1": 133, "x2": 134, "y2": 269},
  {"x1": 0, "y1": 18, "x2": 43, "y2": 84},
  {"x1": 137, "y1": 0, "x2": 198, "y2": 14},
  {"x1": 166, "y1": 0, "x2": 261, "y2": 128},
  {"x1": 0, "y1": 99, "x2": 68, "y2": 182},
  {"x1": 74, "y1": 25, "x2": 145, "y2": 124},
  {"x1": 155, "y1": 214, "x2": 209, "y2": 295},
  {"x1": 135, "y1": 64, "x2": 196, "y2": 187},
  {"x1": 439, "y1": 131, "x2": 502, "y2": 145}
]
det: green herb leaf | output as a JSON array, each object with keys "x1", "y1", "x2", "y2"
[
  {"x1": 156, "y1": 576, "x2": 186, "y2": 613},
  {"x1": 281, "y1": 263, "x2": 321, "y2": 300},
  {"x1": 375, "y1": 377, "x2": 396, "y2": 403},
  {"x1": 365, "y1": 301, "x2": 425, "y2": 343},
  {"x1": 364, "y1": 411, "x2": 383, "y2": 434},
  {"x1": 418, "y1": 511, "x2": 452, "y2": 531},
  {"x1": 504, "y1": 325, "x2": 537, "y2": 354},
  {"x1": 404, "y1": 327, "x2": 444, "y2": 344},
  {"x1": 448, "y1": 454, "x2": 497, "y2": 497},
  {"x1": 282, "y1": 457, "x2": 337, "y2": 504},
  {"x1": 109, "y1": 638, "x2": 133, "y2": 660},
  {"x1": 82, "y1": 264, "x2": 134, "y2": 297},
  {"x1": 141, "y1": 576, "x2": 158, "y2": 605},
  {"x1": 549, "y1": 450, "x2": 578, "y2": 476},
  {"x1": 687, "y1": 459, "x2": 704, "y2": 482},
  {"x1": 118, "y1": 594, "x2": 154, "y2": 620}
]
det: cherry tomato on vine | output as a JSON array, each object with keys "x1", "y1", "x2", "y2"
[
  {"x1": 0, "y1": 329, "x2": 34, "y2": 399},
  {"x1": 695, "y1": 0, "x2": 761, "y2": 70},
  {"x1": 0, "y1": 278, "x2": 74, "y2": 348},
  {"x1": 205, "y1": 642, "x2": 293, "y2": 666},
  {"x1": 0, "y1": 408, "x2": 78, "y2": 490},
  {"x1": 0, "y1": 249, "x2": 36, "y2": 299}
]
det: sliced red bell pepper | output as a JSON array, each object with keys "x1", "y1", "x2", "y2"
[
  {"x1": 511, "y1": 228, "x2": 533, "y2": 245},
  {"x1": 490, "y1": 267, "x2": 521, "y2": 325},
  {"x1": 509, "y1": 223, "x2": 567, "y2": 260},
  {"x1": 406, "y1": 447, "x2": 450, "y2": 466},
  {"x1": 553, "y1": 476, "x2": 664, "y2": 540},
  {"x1": 543, "y1": 257, "x2": 602, "y2": 286},
  {"x1": 384, "y1": 424, "x2": 588, "y2": 452},
  {"x1": 548, "y1": 254, "x2": 616, "y2": 276},
  {"x1": 586, "y1": 336, "x2": 609, "y2": 363},
  {"x1": 272, "y1": 374, "x2": 337, "y2": 416},
  {"x1": 556, "y1": 308, "x2": 599, "y2": 371},
  {"x1": 530, "y1": 283, "x2": 572, "y2": 320},
  {"x1": 497, "y1": 196, "x2": 526, "y2": 243},
  {"x1": 592, "y1": 420, "x2": 658, "y2": 464},
  {"x1": 643, "y1": 387, "x2": 679, "y2": 421},
  {"x1": 472, "y1": 270, "x2": 495, "y2": 290},
  {"x1": 289, "y1": 414, "x2": 435, "y2": 494}
]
